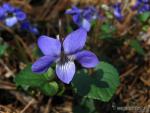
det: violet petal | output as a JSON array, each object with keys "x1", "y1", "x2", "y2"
[
  {"x1": 56, "y1": 61, "x2": 75, "y2": 84},
  {"x1": 63, "y1": 28, "x2": 87, "y2": 54},
  {"x1": 5, "y1": 16, "x2": 18, "y2": 27},
  {"x1": 38, "y1": 36, "x2": 61, "y2": 56},
  {"x1": 75, "y1": 50, "x2": 99, "y2": 68},
  {"x1": 32, "y1": 55, "x2": 56, "y2": 74}
]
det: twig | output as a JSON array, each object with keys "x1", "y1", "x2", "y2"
[
  {"x1": 0, "y1": 80, "x2": 16, "y2": 90},
  {"x1": 0, "y1": 105, "x2": 19, "y2": 113},
  {"x1": 10, "y1": 91, "x2": 36, "y2": 105},
  {"x1": 0, "y1": 59, "x2": 14, "y2": 77},
  {"x1": 20, "y1": 99, "x2": 35, "y2": 113},
  {"x1": 120, "y1": 65, "x2": 138, "y2": 79},
  {"x1": 44, "y1": 98, "x2": 52, "y2": 113},
  {"x1": 116, "y1": 11, "x2": 137, "y2": 36},
  {"x1": 116, "y1": 65, "x2": 138, "y2": 95},
  {"x1": 140, "y1": 77, "x2": 150, "y2": 87}
]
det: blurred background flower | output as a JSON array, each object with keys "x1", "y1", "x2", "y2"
[
  {"x1": 113, "y1": 2, "x2": 124, "y2": 21},
  {"x1": 66, "y1": 6, "x2": 100, "y2": 31},
  {"x1": 0, "y1": 3, "x2": 26, "y2": 27}
]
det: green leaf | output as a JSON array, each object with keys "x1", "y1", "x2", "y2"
[
  {"x1": 0, "y1": 44, "x2": 8, "y2": 57},
  {"x1": 142, "y1": 25, "x2": 149, "y2": 32},
  {"x1": 130, "y1": 39, "x2": 145, "y2": 55},
  {"x1": 138, "y1": 12, "x2": 150, "y2": 22},
  {"x1": 106, "y1": 12, "x2": 113, "y2": 19},
  {"x1": 40, "y1": 81, "x2": 59, "y2": 96},
  {"x1": 73, "y1": 106, "x2": 90, "y2": 113},
  {"x1": 100, "y1": 23, "x2": 116, "y2": 39},
  {"x1": 43, "y1": 68, "x2": 55, "y2": 81},
  {"x1": 81, "y1": 98, "x2": 97, "y2": 113},
  {"x1": 67, "y1": 25, "x2": 73, "y2": 33},
  {"x1": 91, "y1": 20, "x2": 97, "y2": 27},
  {"x1": 73, "y1": 98, "x2": 97, "y2": 113},
  {"x1": 15, "y1": 64, "x2": 59, "y2": 96},
  {"x1": 100, "y1": 33, "x2": 113, "y2": 39},
  {"x1": 14, "y1": 64, "x2": 48, "y2": 88},
  {"x1": 72, "y1": 62, "x2": 120, "y2": 102},
  {"x1": 32, "y1": 46, "x2": 43, "y2": 57},
  {"x1": 57, "y1": 83, "x2": 65, "y2": 96},
  {"x1": 101, "y1": 24, "x2": 115, "y2": 33}
]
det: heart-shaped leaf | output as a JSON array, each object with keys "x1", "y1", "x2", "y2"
[
  {"x1": 15, "y1": 64, "x2": 48, "y2": 87},
  {"x1": 72, "y1": 61, "x2": 120, "y2": 102},
  {"x1": 15, "y1": 64, "x2": 59, "y2": 96}
]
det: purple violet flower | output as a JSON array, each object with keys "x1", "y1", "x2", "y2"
[
  {"x1": 21, "y1": 21, "x2": 39, "y2": 35},
  {"x1": 113, "y1": 2, "x2": 124, "y2": 21},
  {"x1": 65, "y1": 6, "x2": 99, "y2": 32},
  {"x1": 32, "y1": 28, "x2": 99, "y2": 84},
  {"x1": 132, "y1": 0, "x2": 150, "y2": 13},
  {"x1": 0, "y1": 3, "x2": 26, "y2": 27}
]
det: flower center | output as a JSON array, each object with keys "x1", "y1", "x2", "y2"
[
  {"x1": 60, "y1": 51, "x2": 69, "y2": 65},
  {"x1": 5, "y1": 12, "x2": 14, "y2": 17},
  {"x1": 59, "y1": 51, "x2": 75, "y2": 65}
]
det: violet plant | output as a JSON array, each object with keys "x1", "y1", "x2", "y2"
[
  {"x1": 14, "y1": 4, "x2": 120, "y2": 103},
  {"x1": 20, "y1": 21, "x2": 39, "y2": 35},
  {"x1": 0, "y1": 3, "x2": 26, "y2": 27},
  {"x1": 113, "y1": 0, "x2": 150, "y2": 21},
  {"x1": 0, "y1": 0, "x2": 147, "y2": 112},
  {"x1": 32, "y1": 28, "x2": 99, "y2": 84},
  {"x1": 0, "y1": 3, "x2": 38, "y2": 34},
  {"x1": 113, "y1": 2, "x2": 124, "y2": 21},
  {"x1": 132, "y1": 0, "x2": 150, "y2": 13},
  {"x1": 65, "y1": 6, "x2": 100, "y2": 31},
  {"x1": 0, "y1": 0, "x2": 148, "y2": 112}
]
